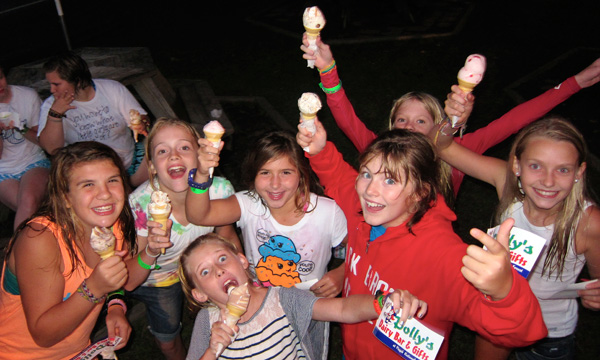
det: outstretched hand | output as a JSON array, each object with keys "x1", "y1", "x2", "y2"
[
  {"x1": 296, "y1": 117, "x2": 327, "y2": 155},
  {"x1": 574, "y1": 57, "x2": 600, "y2": 89},
  {"x1": 462, "y1": 218, "x2": 515, "y2": 301},
  {"x1": 444, "y1": 85, "x2": 475, "y2": 127},
  {"x1": 300, "y1": 34, "x2": 334, "y2": 71}
]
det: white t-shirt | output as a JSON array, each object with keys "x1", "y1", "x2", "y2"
[
  {"x1": 504, "y1": 201, "x2": 587, "y2": 337},
  {"x1": 235, "y1": 191, "x2": 347, "y2": 287},
  {"x1": 0, "y1": 85, "x2": 47, "y2": 175},
  {"x1": 38, "y1": 79, "x2": 146, "y2": 169},
  {"x1": 130, "y1": 177, "x2": 235, "y2": 287}
]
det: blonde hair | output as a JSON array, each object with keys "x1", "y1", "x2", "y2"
[
  {"x1": 178, "y1": 233, "x2": 251, "y2": 313},
  {"x1": 145, "y1": 117, "x2": 202, "y2": 191},
  {"x1": 359, "y1": 129, "x2": 445, "y2": 232},
  {"x1": 388, "y1": 92, "x2": 454, "y2": 205},
  {"x1": 496, "y1": 116, "x2": 590, "y2": 277}
]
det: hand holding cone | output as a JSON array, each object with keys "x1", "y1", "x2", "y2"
[
  {"x1": 303, "y1": 6, "x2": 326, "y2": 69},
  {"x1": 148, "y1": 190, "x2": 172, "y2": 254},
  {"x1": 203, "y1": 120, "x2": 225, "y2": 178}
]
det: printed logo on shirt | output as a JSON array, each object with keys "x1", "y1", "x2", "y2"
[{"x1": 255, "y1": 234, "x2": 303, "y2": 287}]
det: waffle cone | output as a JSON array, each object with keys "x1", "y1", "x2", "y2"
[{"x1": 457, "y1": 78, "x2": 477, "y2": 93}]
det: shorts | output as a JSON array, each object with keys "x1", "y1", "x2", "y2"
[
  {"x1": 127, "y1": 140, "x2": 146, "y2": 176},
  {"x1": 128, "y1": 282, "x2": 183, "y2": 342},
  {"x1": 0, "y1": 158, "x2": 51, "y2": 183},
  {"x1": 514, "y1": 334, "x2": 576, "y2": 360}
]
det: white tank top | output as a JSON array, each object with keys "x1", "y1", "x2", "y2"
[{"x1": 504, "y1": 201, "x2": 587, "y2": 337}]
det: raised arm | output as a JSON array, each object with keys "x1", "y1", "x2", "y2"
[
  {"x1": 185, "y1": 138, "x2": 241, "y2": 226},
  {"x1": 38, "y1": 92, "x2": 75, "y2": 155},
  {"x1": 435, "y1": 137, "x2": 507, "y2": 198},
  {"x1": 301, "y1": 35, "x2": 377, "y2": 153},
  {"x1": 457, "y1": 57, "x2": 600, "y2": 155}
]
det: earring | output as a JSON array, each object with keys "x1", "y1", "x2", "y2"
[
  {"x1": 575, "y1": 179, "x2": 579, "y2": 183},
  {"x1": 515, "y1": 172, "x2": 520, "y2": 176}
]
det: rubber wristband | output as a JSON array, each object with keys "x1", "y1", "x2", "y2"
[
  {"x1": 319, "y1": 60, "x2": 336, "y2": 74},
  {"x1": 319, "y1": 81, "x2": 342, "y2": 94},
  {"x1": 373, "y1": 290, "x2": 390, "y2": 315},
  {"x1": 108, "y1": 298, "x2": 128, "y2": 314},
  {"x1": 190, "y1": 186, "x2": 209, "y2": 194},
  {"x1": 138, "y1": 253, "x2": 160, "y2": 270}
]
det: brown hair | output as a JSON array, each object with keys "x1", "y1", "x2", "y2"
[
  {"x1": 5, "y1": 141, "x2": 137, "y2": 274},
  {"x1": 359, "y1": 129, "x2": 443, "y2": 233},
  {"x1": 43, "y1": 51, "x2": 93, "y2": 94},
  {"x1": 241, "y1": 130, "x2": 323, "y2": 213},
  {"x1": 496, "y1": 116, "x2": 590, "y2": 277}
]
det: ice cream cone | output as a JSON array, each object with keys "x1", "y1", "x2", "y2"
[
  {"x1": 203, "y1": 120, "x2": 226, "y2": 178},
  {"x1": 304, "y1": 27, "x2": 321, "y2": 40},
  {"x1": 149, "y1": 190, "x2": 172, "y2": 254},
  {"x1": 457, "y1": 78, "x2": 477, "y2": 93},
  {"x1": 129, "y1": 109, "x2": 143, "y2": 143},
  {"x1": 90, "y1": 226, "x2": 116, "y2": 260},
  {"x1": 216, "y1": 282, "x2": 250, "y2": 357},
  {"x1": 96, "y1": 247, "x2": 116, "y2": 260}
]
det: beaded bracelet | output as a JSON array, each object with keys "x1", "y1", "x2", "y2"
[
  {"x1": 188, "y1": 168, "x2": 213, "y2": 190},
  {"x1": 77, "y1": 279, "x2": 106, "y2": 304},
  {"x1": 319, "y1": 81, "x2": 342, "y2": 95},
  {"x1": 319, "y1": 60, "x2": 336, "y2": 75},
  {"x1": 138, "y1": 253, "x2": 161, "y2": 270},
  {"x1": 108, "y1": 298, "x2": 128, "y2": 314}
]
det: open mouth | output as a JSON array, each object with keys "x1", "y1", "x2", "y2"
[
  {"x1": 533, "y1": 188, "x2": 559, "y2": 198},
  {"x1": 223, "y1": 279, "x2": 239, "y2": 294},
  {"x1": 168, "y1": 165, "x2": 186, "y2": 178},
  {"x1": 93, "y1": 204, "x2": 114, "y2": 215},
  {"x1": 364, "y1": 200, "x2": 384, "y2": 211},
  {"x1": 268, "y1": 191, "x2": 284, "y2": 201}
]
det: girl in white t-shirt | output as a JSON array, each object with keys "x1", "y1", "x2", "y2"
[
  {"x1": 128, "y1": 118, "x2": 241, "y2": 360},
  {"x1": 435, "y1": 116, "x2": 600, "y2": 359},
  {"x1": 186, "y1": 130, "x2": 348, "y2": 298},
  {"x1": 0, "y1": 64, "x2": 50, "y2": 230}
]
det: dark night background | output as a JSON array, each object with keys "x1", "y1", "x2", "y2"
[{"x1": 1, "y1": 0, "x2": 599, "y2": 358}]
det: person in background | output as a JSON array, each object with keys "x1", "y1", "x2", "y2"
[
  {"x1": 37, "y1": 51, "x2": 150, "y2": 187},
  {"x1": 0, "y1": 64, "x2": 50, "y2": 230}
]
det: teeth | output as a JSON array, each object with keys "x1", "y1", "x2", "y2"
[
  {"x1": 537, "y1": 189, "x2": 557, "y2": 196},
  {"x1": 94, "y1": 205, "x2": 113, "y2": 212},
  {"x1": 168, "y1": 166, "x2": 185, "y2": 174},
  {"x1": 365, "y1": 201, "x2": 383, "y2": 208}
]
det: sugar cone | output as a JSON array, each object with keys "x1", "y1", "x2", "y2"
[
  {"x1": 96, "y1": 246, "x2": 115, "y2": 260},
  {"x1": 150, "y1": 212, "x2": 170, "y2": 254},
  {"x1": 457, "y1": 78, "x2": 477, "y2": 93},
  {"x1": 304, "y1": 27, "x2": 321, "y2": 40},
  {"x1": 205, "y1": 131, "x2": 224, "y2": 177}
]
